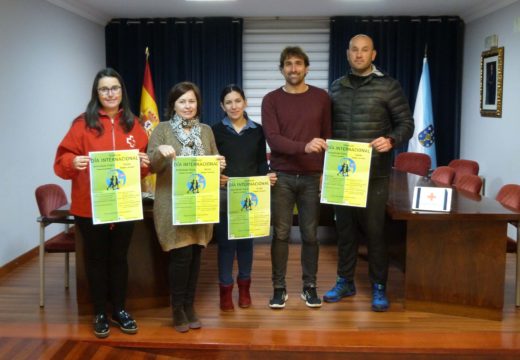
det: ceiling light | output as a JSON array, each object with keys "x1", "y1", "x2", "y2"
[{"x1": 185, "y1": 0, "x2": 237, "y2": 2}]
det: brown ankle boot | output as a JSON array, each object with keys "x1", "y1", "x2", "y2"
[
  {"x1": 237, "y1": 278, "x2": 251, "y2": 308},
  {"x1": 219, "y1": 283, "x2": 234, "y2": 311}
]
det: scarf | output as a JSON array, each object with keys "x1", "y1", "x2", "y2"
[{"x1": 169, "y1": 114, "x2": 205, "y2": 156}]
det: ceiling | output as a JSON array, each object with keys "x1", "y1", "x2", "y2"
[{"x1": 47, "y1": 0, "x2": 518, "y2": 25}]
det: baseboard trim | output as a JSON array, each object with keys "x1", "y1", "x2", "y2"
[{"x1": 0, "y1": 246, "x2": 38, "y2": 279}]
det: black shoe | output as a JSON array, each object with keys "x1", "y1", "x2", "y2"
[
  {"x1": 269, "y1": 288, "x2": 288, "y2": 309},
  {"x1": 172, "y1": 307, "x2": 190, "y2": 333},
  {"x1": 111, "y1": 310, "x2": 138, "y2": 334},
  {"x1": 184, "y1": 304, "x2": 202, "y2": 329},
  {"x1": 93, "y1": 313, "x2": 110, "y2": 338},
  {"x1": 301, "y1": 286, "x2": 322, "y2": 308}
]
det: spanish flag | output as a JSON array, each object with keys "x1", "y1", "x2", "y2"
[{"x1": 140, "y1": 47, "x2": 160, "y2": 194}]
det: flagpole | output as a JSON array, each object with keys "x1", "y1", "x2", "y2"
[
  {"x1": 140, "y1": 46, "x2": 159, "y2": 194},
  {"x1": 408, "y1": 48, "x2": 437, "y2": 168}
]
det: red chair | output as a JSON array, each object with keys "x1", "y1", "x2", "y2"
[
  {"x1": 495, "y1": 184, "x2": 520, "y2": 307},
  {"x1": 455, "y1": 174, "x2": 483, "y2": 195},
  {"x1": 448, "y1": 159, "x2": 479, "y2": 184},
  {"x1": 35, "y1": 184, "x2": 75, "y2": 307},
  {"x1": 394, "y1": 152, "x2": 431, "y2": 176},
  {"x1": 430, "y1": 166, "x2": 455, "y2": 186}
]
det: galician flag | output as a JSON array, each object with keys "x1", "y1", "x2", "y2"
[
  {"x1": 408, "y1": 56, "x2": 437, "y2": 168},
  {"x1": 140, "y1": 47, "x2": 160, "y2": 194}
]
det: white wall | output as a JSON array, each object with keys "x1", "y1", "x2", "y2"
[
  {"x1": 461, "y1": 1, "x2": 520, "y2": 198},
  {"x1": 0, "y1": 0, "x2": 105, "y2": 267}
]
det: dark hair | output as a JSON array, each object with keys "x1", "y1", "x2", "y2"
[
  {"x1": 279, "y1": 46, "x2": 310, "y2": 69},
  {"x1": 219, "y1": 84, "x2": 246, "y2": 104},
  {"x1": 166, "y1": 82, "x2": 202, "y2": 119},
  {"x1": 84, "y1": 68, "x2": 135, "y2": 136}
]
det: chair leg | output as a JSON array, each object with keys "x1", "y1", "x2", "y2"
[
  {"x1": 64, "y1": 224, "x2": 71, "y2": 289},
  {"x1": 39, "y1": 224, "x2": 45, "y2": 308},
  {"x1": 516, "y1": 227, "x2": 520, "y2": 307},
  {"x1": 65, "y1": 252, "x2": 70, "y2": 289}
]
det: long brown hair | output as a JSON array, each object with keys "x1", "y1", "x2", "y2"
[{"x1": 84, "y1": 68, "x2": 134, "y2": 135}]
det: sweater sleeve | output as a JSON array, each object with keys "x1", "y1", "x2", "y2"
[
  {"x1": 322, "y1": 95, "x2": 332, "y2": 140},
  {"x1": 256, "y1": 129, "x2": 269, "y2": 175},
  {"x1": 147, "y1": 123, "x2": 171, "y2": 175},
  {"x1": 205, "y1": 126, "x2": 219, "y2": 156},
  {"x1": 261, "y1": 92, "x2": 307, "y2": 155},
  {"x1": 54, "y1": 119, "x2": 84, "y2": 180}
]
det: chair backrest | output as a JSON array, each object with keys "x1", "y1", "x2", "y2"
[
  {"x1": 35, "y1": 184, "x2": 68, "y2": 218},
  {"x1": 448, "y1": 159, "x2": 479, "y2": 184},
  {"x1": 394, "y1": 152, "x2": 431, "y2": 176},
  {"x1": 455, "y1": 174, "x2": 483, "y2": 195},
  {"x1": 496, "y1": 184, "x2": 520, "y2": 212},
  {"x1": 430, "y1": 166, "x2": 456, "y2": 186}
]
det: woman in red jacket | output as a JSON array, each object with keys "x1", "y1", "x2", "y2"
[{"x1": 54, "y1": 68, "x2": 150, "y2": 338}]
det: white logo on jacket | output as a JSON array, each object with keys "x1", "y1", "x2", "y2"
[{"x1": 126, "y1": 135, "x2": 136, "y2": 148}]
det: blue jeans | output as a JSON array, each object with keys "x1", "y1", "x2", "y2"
[
  {"x1": 215, "y1": 188, "x2": 254, "y2": 285},
  {"x1": 271, "y1": 173, "x2": 321, "y2": 289}
]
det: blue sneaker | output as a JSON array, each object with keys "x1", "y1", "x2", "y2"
[
  {"x1": 323, "y1": 277, "x2": 356, "y2": 303},
  {"x1": 371, "y1": 283, "x2": 389, "y2": 312}
]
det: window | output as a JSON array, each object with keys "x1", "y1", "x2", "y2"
[{"x1": 242, "y1": 18, "x2": 330, "y2": 124}]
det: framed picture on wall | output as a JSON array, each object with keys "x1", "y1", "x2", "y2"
[{"x1": 480, "y1": 47, "x2": 504, "y2": 117}]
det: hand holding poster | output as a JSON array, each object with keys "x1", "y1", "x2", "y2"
[
  {"x1": 228, "y1": 176, "x2": 271, "y2": 239},
  {"x1": 89, "y1": 150, "x2": 143, "y2": 224},
  {"x1": 321, "y1": 140, "x2": 372, "y2": 207},
  {"x1": 172, "y1": 156, "x2": 220, "y2": 224}
]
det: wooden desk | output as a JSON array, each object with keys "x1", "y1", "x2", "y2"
[
  {"x1": 55, "y1": 172, "x2": 520, "y2": 319},
  {"x1": 387, "y1": 170, "x2": 520, "y2": 320},
  {"x1": 52, "y1": 203, "x2": 170, "y2": 314}
]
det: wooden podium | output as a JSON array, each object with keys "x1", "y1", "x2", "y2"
[{"x1": 387, "y1": 170, "x2": 519, "y2": 320}]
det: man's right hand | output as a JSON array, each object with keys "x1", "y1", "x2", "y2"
[{"x1": 304, "y1": 138, "x2": 328, "y2": 154}]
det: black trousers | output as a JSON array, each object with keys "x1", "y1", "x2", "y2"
[
  {"x1": 334, "y1": 177, "x2": 390, "y2": 285},
  {"x1": 169, "y1": 244, "x2": 202, "y2": 308},
  {"x1": 75, "y1": 216, "x2": 134, "y2": 314}
]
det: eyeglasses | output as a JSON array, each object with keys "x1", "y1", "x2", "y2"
[{"x1": 97, "y1": 86, "x2": 122, "y2": 95}]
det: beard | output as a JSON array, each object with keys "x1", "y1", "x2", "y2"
[{"x1": 284, "y1": 72, "x2": 306, "y2": 86}]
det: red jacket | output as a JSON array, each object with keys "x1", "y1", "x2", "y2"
[{"x1": 54, "y1": 110, "x2": 149, "y2": 217}]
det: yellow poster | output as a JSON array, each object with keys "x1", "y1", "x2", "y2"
[
  {"x1": 89, "y1": 150, "x2": 143, "y2": 224},
  {"x1": 228, "y1": 176, "x2": 271, "y2": 239},
  {"x1": 321, "y1": 140, "x2": 372, "y2": 207},
  {"x1": 172, "y1": 156, "x2": 220, "y2": 225}
]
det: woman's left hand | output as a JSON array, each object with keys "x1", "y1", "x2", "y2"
[
  {"x1": 217, "y1": 155, "x2": 226, "y2": 171},
  {"x1": 138, "y1": 152, "x2": 150, "y2": 168}
]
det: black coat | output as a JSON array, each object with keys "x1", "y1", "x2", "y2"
[{"x1": 330, "y1": 70, "x2": 414, "y2": 178}]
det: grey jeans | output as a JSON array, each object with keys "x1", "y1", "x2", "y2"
[{"x1": 271, "y1": 172, "x2": 321, "y2": 289}]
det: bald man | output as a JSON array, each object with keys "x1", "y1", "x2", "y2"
[{"x1": 324, "y1": 34, "x2": 414, "y2": 311}]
